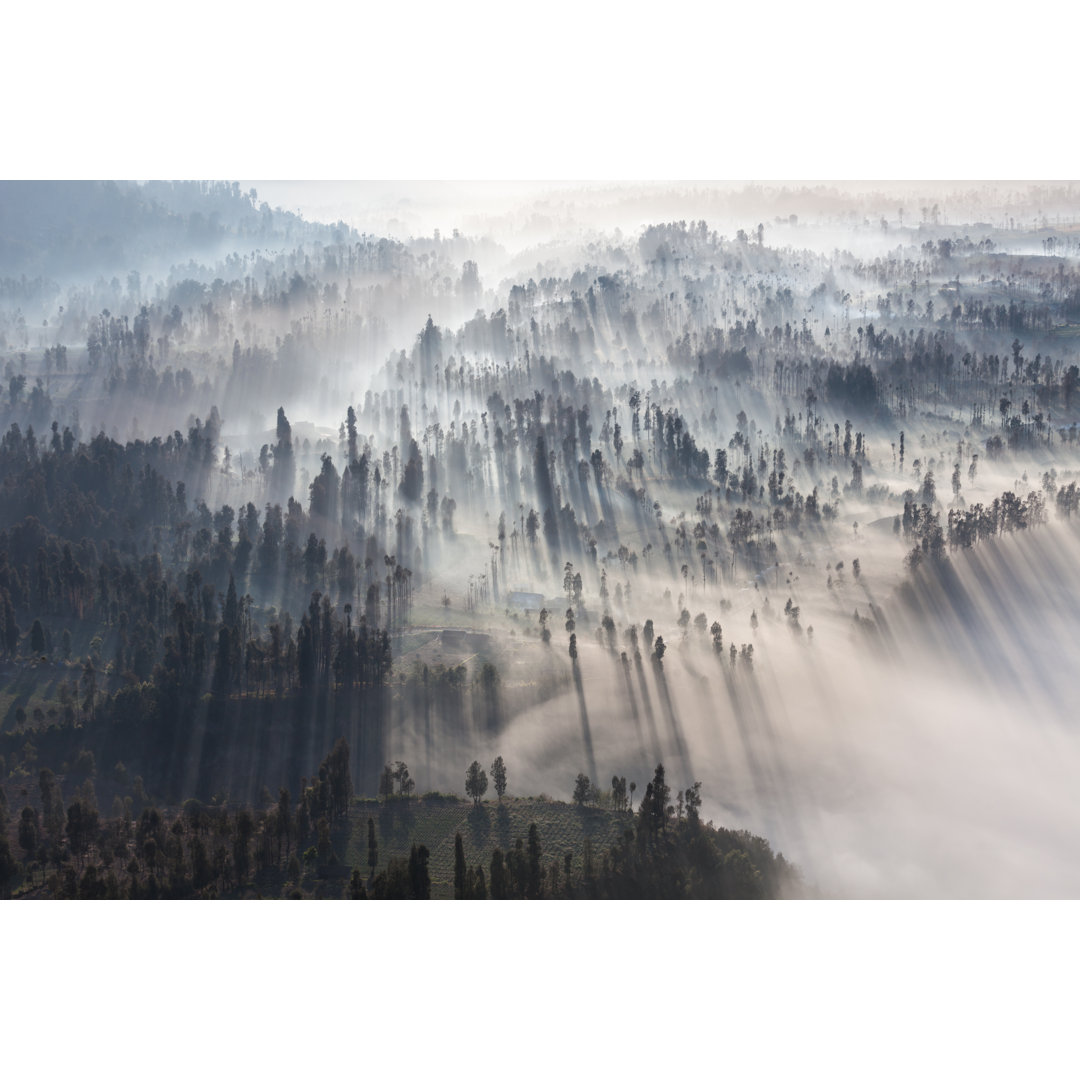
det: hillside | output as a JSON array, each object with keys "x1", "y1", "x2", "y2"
[
  {"x1": 349, "y1": 796, "x2": 635, "y2": 899},
  {"x1": 0, "y1": 789, "x2": 799, "y2": 900},
  {"x1": 345, "y1": 792, "x2": 801, "y2": 900},
  {"x1": 0, "y1": 180, "x2": 351, "y2": 278}
]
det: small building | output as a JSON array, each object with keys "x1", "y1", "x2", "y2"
[
  {"x1": 440, "y1": 629, "x2": 491, "y2": 650},
  {"x1": 506, "y1": 590, "x2": 545, "y2": 613}
]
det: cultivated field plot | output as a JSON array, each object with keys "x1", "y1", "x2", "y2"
[{"x1": 346, "y1": 797, "x2": 635, "y2": 898}]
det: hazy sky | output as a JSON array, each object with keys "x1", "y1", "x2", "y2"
[{"x1": 241, "y1": 180, "x2": 1078, "y2": 247}]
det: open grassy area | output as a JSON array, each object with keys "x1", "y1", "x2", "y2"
[
  {"x1": 345, "y1": 795, "x2": 636, "y2": 898},
  {"x1": 0, "y1": 660, "x2": 83, "y2": 734},
  {"x1": 0, "y1": 618, "x2": 118, "y2": 735},
  {"x1": 1049, "y1": 322, "x2": 1080, "y2": 339}
]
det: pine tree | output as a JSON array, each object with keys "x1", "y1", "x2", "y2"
[
  {"x1": 465, "y1": 761, "x2": 487, "y2": 804},
  {"x1": 408, "y1": 844, "x2": 431, "y2": 899},
  {"x1": 491, "y1": 755, "x2": 507, "y2": 800},
  {"x1": 489, "y1": 849, "x2": 507, "y2": 900},
  {"x1": 454, "y1": 833, "x2": 466, "y2": 899},
  {"x1": 526, "y1": 824, "x2": 543, "y2": 899},
  {"x1": 349, "y1": 868, "x2": 368, "y2": 899}
]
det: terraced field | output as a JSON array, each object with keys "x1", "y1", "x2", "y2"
[{"x1": 345, "y1": 796, "x2": 636, "y2": 898}]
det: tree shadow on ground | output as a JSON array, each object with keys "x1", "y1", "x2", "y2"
[
  {"x1": 653, "y1": 659, "x2": 691, "y2": 778},
  {"x1": 572, "y1": 661, "x2": 598, "y2": 783},
  {"x1": 378, "y1": 798, "x2": 416, "y2": 846},
  {"x1": 467, "y1": 802, "x2": 491, "y2": 846},
  {"x1": 495, "y1": 802, "x2": 511, "y2": 847},
  {"x1": 574, "y1": 804, "x2": 610, "y2": 839}
]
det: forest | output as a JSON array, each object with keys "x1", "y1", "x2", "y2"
[{"x1": 2, "y1": 179, "x2": 1080, "y2": 898}]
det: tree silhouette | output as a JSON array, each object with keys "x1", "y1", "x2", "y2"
[
  {"x1": 465, "y1": 761, "x2": 487, "y2": 805},
  {"x1": 492, "y1": 756, "x2": 507, "y2": 800},
  {"x1": 653, "y1": 636, "x2": 666, "y2": 664},
  {"x1": 573, "y1": 773, "x2": 592, "y2": 806},
  {"x1": 454, "y1": 832, "x2": 466, "y2": 899}
]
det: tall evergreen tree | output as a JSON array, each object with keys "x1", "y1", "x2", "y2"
[
  {"x1": 408, "y1": 844, "x2": 431, "y2": 899},
  {"x1": 454, "y1": 832, "x2": 466, "y2": 899},
  {"x1": 526, "y1": 823, "x2": 543, "y2": 899},
  {"x1": 491, "y1": 755, "x2": 507, "y2": 800}
]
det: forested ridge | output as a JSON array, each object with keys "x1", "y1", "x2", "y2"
[
  {"x1": 0, "y1": 180, "x2": 350, "y2": 278},
  {"x1": 0, "y1": 747, "x2": 797, "y2": 899}
]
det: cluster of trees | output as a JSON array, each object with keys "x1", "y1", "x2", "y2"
[
  {"x1": 946, "y1": 490, "x2": 1048, "y2": 550},
  {"x1": 443, "y1": 765, "x2": 795, "y2": 901},
  {"x1": 0, "y1": 399, "x2": 412, "y2": 803},
  {"x1": 333, "y1": 762, "x2": 793, "y2": 901},
  {"x1": 0, "y1": 738, "x2": 356, "y2": 899},
  {"x1": 352, "y1": 841, "x2": 431, "y2": 900},
  {"x1": 0, "y1": 753, "x2": 799, "y2": 901},
  {"x1": 0, "y1": 181, "x2": 343, "y2": 279}
]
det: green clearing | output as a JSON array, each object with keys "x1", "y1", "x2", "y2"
[
  {"x1": 0, "y1": 661, "x2": 83, "y2": 734},
  {"x1": 1049, "y1": 323, "x2": 1080, "y2": 339},
  {"x1": 0, "y1": 618, "x2": 117, "y2": 734},
  {"x1": 346, "y1": 796, "x2": 636, "y2": 899}
]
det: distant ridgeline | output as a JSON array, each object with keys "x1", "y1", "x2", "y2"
[{"x1": 0, "y1": 181, "x2": 353, "y2": 279}]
